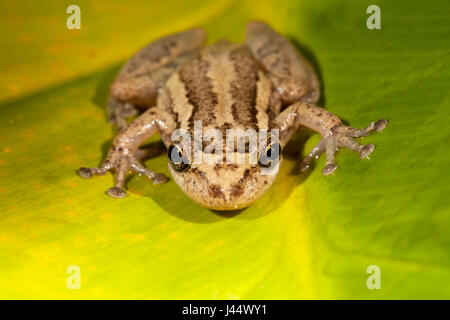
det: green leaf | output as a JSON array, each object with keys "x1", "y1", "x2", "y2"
[{"x1": 0, "y1": 0, "x2": 448, "y2": 299}]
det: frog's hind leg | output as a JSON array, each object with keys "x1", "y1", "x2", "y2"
[
  {"x1": 275, "y1": 102, "x2": 387, "y2": 175},
  {"x1": 245, "y1": 21, "x2": 320, "y2": 105},
  {"x1": 108, "y1": 28, "x2": 207, "y2": 130},
  {"x1": 107, "y1": 96, "x2": 139, "y2": 130}
]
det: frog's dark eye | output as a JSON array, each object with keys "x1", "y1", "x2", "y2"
[
  {"x1": 168, "y1": 143, "x2": 190, "y2": 172},
  {"x1": 258, "y1": 140, "x2": 281, "y2": 168}
]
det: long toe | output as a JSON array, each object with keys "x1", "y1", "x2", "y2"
[
  {"x1": 152, "y1": 173, "x2": 168, "y2": 185},
  {"x1": 360, "y1": 144, "x2": 375, "y2": 159},
  {"x1": 78, "y1": 167, "x2": 92, "y2": 179},
  {"x1": 107, "y1": 187, "x2": 127, "y2": 198},
  {"x1": 375, "y1": 119, "x2": 387, "y2": 132},
  {"x1": 322, "y1": 163, "x2": 338, "y2": 175}
]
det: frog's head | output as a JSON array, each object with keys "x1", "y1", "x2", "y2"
[{"x1": 167, "y1": 137, "x2": 281, "y2": 211}]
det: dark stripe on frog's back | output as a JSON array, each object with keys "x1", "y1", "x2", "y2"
[
  {"x1": 178, "y1": 54, "x2": 218, "y2": 130},
  {"x1": 177, "y1": 43, "x2": 267, "y2": 133},
  {"x1": 229, "y1": 47, "x2": 259, "y2": 130}
]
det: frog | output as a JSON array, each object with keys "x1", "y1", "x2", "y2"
[{"x1": 77, "y1": 21, "x2": 387, "y2": 211}]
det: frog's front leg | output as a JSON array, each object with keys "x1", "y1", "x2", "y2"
[
  {"x1": 78, "y1": 108, "x2": 176, "y2": 198},
  {"x1": 276, "y1": 102, "x2": 387, "y2": 175}
]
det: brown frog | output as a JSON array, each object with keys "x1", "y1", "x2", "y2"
[{"x1": 78, "y1": 21, "x2": 387, "y2": 210}]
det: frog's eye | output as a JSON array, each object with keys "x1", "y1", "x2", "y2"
[
  {"x1": 168, "y1": 143, "x2": 190, "y2": 172},
  {"x1": 258, "y1": 140, "x2": 281, "y2": 168}
]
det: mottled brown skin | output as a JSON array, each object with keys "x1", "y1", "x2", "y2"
[{"x1": 78, "y1": 21, "x2": 387, "y2": 210}]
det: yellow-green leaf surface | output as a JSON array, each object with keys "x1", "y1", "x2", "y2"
[{"x1": 0, "y1": 0, "x2": 449, "y2": 299}]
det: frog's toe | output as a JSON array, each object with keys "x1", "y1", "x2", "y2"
[
  {"x1": 152, "y1": 173, "x2": 168, "y2": 185},
  {"x1": 78, "y1": 167, "x2": 92, "y2": 179},
  {"x1": 333, "y1": 119, "x2": 388, "y2": 138},
  {"x1": 129, "y1": 159, "x2": 168, "y2": 185},
  {"x1": 300, "y1": 140, "x2": 325, "y2": 173},
  {"x1": 374, "y1": 119, "x2": 387, "y2": 132},
  {"x1": 322, "y1": 163, "x2": 338, "y2": 175},
  {"x1": 360, "y1": 143, "x2": 375, "y2": 159},
  {"x1": 77, "y1": 166, "x2": 107, "y2": 179},
  {"x1": 107, "y1": 187, "x2": 127, "y2": 198}
]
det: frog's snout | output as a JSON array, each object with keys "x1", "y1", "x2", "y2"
[{"x1": 168, "y1": 163, "x2": 277, "y2": 211}]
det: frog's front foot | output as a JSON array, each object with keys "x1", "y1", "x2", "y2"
[
  {"x1": 300, "y1": 119, "x2": 387, "y2": 175},
  {"x1": 77, "y1": 148, "x2": 168, "y2": 198}
]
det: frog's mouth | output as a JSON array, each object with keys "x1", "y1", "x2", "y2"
[{"x1": 167, "y1": 159, "x2": 280, "y2": 211}]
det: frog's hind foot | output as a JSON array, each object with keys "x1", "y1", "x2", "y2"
[
  {"x1": 300, "y1": 119, "x2": 387, "y2": 175},
  {"x1": 77, "y1": 150, "x2": 168, "y2": 198},
  {"x1": 107, "y1": 96, "x2": 139, "y2": 131}
]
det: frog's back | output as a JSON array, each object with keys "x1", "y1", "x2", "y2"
[{"x1": 158, "y1": 39, "x2": 281, "y2": 133}]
